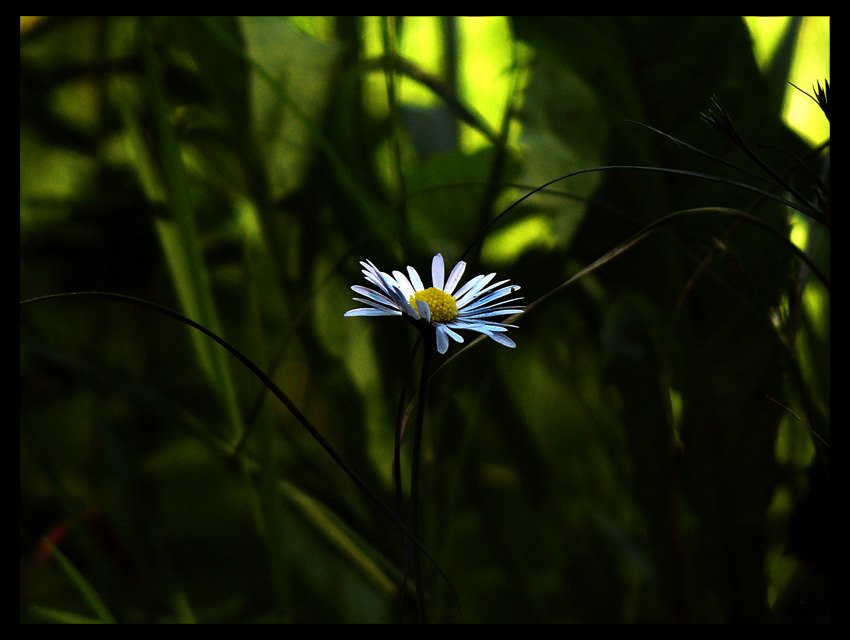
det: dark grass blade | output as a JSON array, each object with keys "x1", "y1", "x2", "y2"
[
  {"x1": 437, "y1": 205, "x2": 828, "y2": 378},
  {"x1": 459, "y1": 164, "x2": 828, "y2": 266},
  {"x1": 699, "y1": 96, "x2": 819, "y2": 213},
  {"x1": 20, "y1": 291, "x2": 460, "y2": 612}
]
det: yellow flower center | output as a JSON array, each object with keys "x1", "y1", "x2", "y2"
[{"x1": 409, "y1": 287, "x2": 458, "y2": 323}]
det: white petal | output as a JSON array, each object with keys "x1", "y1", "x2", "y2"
[
  {"x1": 361, "y1": 260, "x2": 386, "y2": 284},
  {"x1": 351, "y1": 297, "x2": 401, "y2": 313},
  {"x1": 450, "y1": 320, "x2": 512, "y2": 332},
  {"x1": 435, "y1": 325, "x2": 450, "y2": 354},
  {"x1": 362, "y1": 270, "x2": 390, "y2": 294},
  {"x1": 415, "y1": 299, "x2": 430, "y2": 322},
  {"x1": 466, "y1": 323, "x2": 517, "y2": 347},
  {"x1": 460, "y1": 285, "x2": 520, "y2": 312},
  {"x1": 351, "y1": 285, "x2": 396, "y2": 308},
  {"x1": 459, "y1": 307, "x2": 523, "y2": 320},
  {"x1": 347, "y1": 258, "x2": 419, "y2": 320},
  {"x1": 459, "y1": 302, "x2": 524, "y2": 320},
  {"x1": 345, "y1": 307, "x2": 401, "y2": 317},
  {"x1": 466, "y1": 277, "x2": 509, "y2": 299},
  {"x1": 431, "y1": 253, "x2": 445, "y2": 290},
  {"x1": 376, "y1": 271, "x2": 406, "y2": 305},
  {"x1": 398, "y1": 296, "x2": 421, "y2": 319},
  {"x1": 407, "y1": 266, "x2": 424, "y2": 292},
  {"x1": 392, "y1": 270, "x2": 416, "y2": 298},
  {"x1": 379, "y1": 275, "x2": 419, "y2": 319},
  {"x1": 452, "y1": 273, "x2": 485, "y2": 300},
  {"x1": 363, "y1": 267, "x2": 397, "y2": 296},
  {"x1": 442, "y1": 325, "x2": 464, "y2": 343},
  {"x1": 486, "y1": 331, "x2": 516, "y2": 348},
  {"x1": 455, "y1": 273, "x2": 497, "y2": 308},
  {"x1": 444, "y1": 260, "x2": 466, "y2": 295}
]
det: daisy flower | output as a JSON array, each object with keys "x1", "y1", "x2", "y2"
[{"x1": 344, "y1": 253, "x2": 523, "y2": 354}]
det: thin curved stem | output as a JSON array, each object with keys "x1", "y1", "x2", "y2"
[
  {"x1": 459, "y1": 164, "x2": 828, "y2": 262},
  {"x1": 394, "y1": 334, "x2": 421, "y2": 622},
  {"x1": 411, "y1": 329, "x2": 436, "y2": 623},
  {"x1": 19, "y1": 291, "x2": 457, "y2": 603}
]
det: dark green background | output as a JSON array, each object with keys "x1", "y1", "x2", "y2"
[{"x1": 21, "y1": 17, "x2": 829, "y2": 623}]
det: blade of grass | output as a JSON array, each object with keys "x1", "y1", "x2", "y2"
[
  {"x1": 21, "y1": 291, "x2": 459, "y2": 612},
  {"x1": 38, "y1": 538, "x2": 116, "y2": 624},
  {"x1": 137, "y1": 18, "x2": 244, "y2": 443},
  {"x1": 437, "y1": 205, "x2": 828, "y2": 377},
  {"x1": 380, "y1": 16, "x2": 410, "y2": 254},
  {"x1": 22, "y1": 336, "x2": 403, "y2": 617},
  {"x1": 232, "y1": 242, "x2": 362, "y2": 459},
  {"x1": 358, "y1": 53, "x2": 502, "y2": 148},
  {"x1": 279, "y1": 478, "x2": 407, "y2": 599},
  {"x1": 625, "y1": 119, "x2": 774, "y2": 186},
  {"x1": 198, "y1": 16, "x2": 395, "y2": 250},
  {"x1": 460, "y1": 164, "x2": 828, "y2": 263},
  {"x1": 700, "y1": 96, "x2": 817, "y2": 212},
  {"x1": 28, "y1": 604, "x2": 108, "y2": 624}
]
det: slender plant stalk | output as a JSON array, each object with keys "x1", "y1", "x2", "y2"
[
  {"x1": 19, "y1": 292, "x2": 457, "y2": 596},
  {"x1": 39, "y1": 539, "x2": 116, "y2": 624},
  {"x1": 411, "y1": 329, "x2": 436, "y2": 623},
  {"x1": 394, "y1": 335, "x2": 421, "y2": 621}
]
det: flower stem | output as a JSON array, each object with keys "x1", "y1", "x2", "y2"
[
  {"x1": 411, "y1": 329, "x2": 435, "y2": 623},
  {"x1": 394, "y1": 335, "x2": 421, "y2": 622}
]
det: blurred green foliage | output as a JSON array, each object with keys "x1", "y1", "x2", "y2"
[{"x1": 21, "y1": 17, "x2": 828, "y2": 623}]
